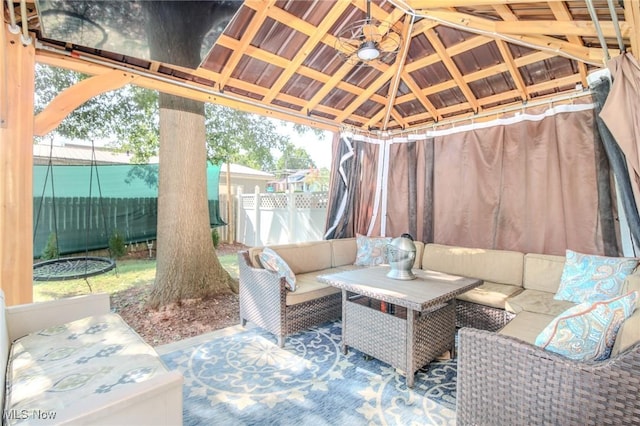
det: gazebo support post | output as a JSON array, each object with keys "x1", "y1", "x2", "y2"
[{"x1": 0, "y1": 27, "x2": 35, "y2": 305}]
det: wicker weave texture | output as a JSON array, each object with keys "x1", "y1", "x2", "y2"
[
  {"x1": 457, "y1": 327, "x2": 640, "y2": 425},
  {"x1": 345, "y1": 299, "x2": 407, "y2": 369},
  {"x1": 238, "y1": 251, "x2": 341, "y2": 347},
  {"x1": 344, "y1": 297, "x2": 455, "y2": 385},
  {"x1": 411, "y1": 301, "x2": 455, "y2": 372},
  {"x1": 455, "y1": 300, "x2": 515, "y2": 332}
]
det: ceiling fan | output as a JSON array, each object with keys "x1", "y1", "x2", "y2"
[{"x1": 334, "y1": 0, "x2": 402, "y2": 66}]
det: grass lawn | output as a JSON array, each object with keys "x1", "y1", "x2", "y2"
[{"x1": 34, "y1": 254, "x2": 239, "y2": 302}]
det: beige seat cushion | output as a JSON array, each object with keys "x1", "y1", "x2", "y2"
[
  {"x1": 247, "y1": 247, "x2": 264, "y2": 268},
  {"x1": 498, "y1": 311, "x2": 556, "y2": 345},
  {"x1": 505, "y1": 289, "x2": 576, "y2": 316},
  {"x1": 286, "y1": 270, "x2": 341, "y2": 305},
  {"x1": 456, "y1": 282, "x2": 523, "y2": 309},
  {"x1": 334, "y1": 264, "x2": 367, "y2": 273}
]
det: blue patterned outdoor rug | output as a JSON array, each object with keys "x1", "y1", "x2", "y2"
[{"x1": 160, "y1": 321, "x2": 456, "y2": 425}]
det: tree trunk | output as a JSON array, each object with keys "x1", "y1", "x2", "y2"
[
  {"x1": 149, "y1": 95, "x2": 238, "y2": 308},
  {"x1": 144, "y1": 1, "x2": 241, "y2": 308}
]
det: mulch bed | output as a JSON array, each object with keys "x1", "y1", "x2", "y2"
[{"x1": 111, "y1": 242, "x2": 247, "y2": 346}]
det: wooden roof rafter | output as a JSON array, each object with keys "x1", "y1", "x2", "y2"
[
  {"x1": 424, "y1": 27, "x2": 481, "y2": 113},
  {"x1": 382, "y1": 13, "x2": 414, "y2": 130},
  {"x1": 416, "y1": 9, "x2": 614, "y2": 65},
  {"x1": 217, "y1": 0, "x2": 276, "y2": 91},
  {"x1": 491, "y1": 4, "x2": 531, "y2": 101},
  {"x1": 546, "y1": 2, "x2": 588, "y2": 87},
  {"x1": 15, "y1": 0, "x2": 636, "y2": 135},
  {"x1": 261, "y1": 2, "x2": 350, "y2": 104}
]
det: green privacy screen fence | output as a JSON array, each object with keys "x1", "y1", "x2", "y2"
[{"x1": 33, "y1": 164, "x2": 225, "y2": 258}]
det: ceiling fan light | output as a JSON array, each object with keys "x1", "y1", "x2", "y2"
[{"x1": 357, "y1": 41, "x2": 380, "y2": 61}]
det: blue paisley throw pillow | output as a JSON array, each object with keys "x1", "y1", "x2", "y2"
[
  {"x1": 554, "y1": 250, "x2": 638, "y2": 304},
  {"x1": 535, "y1": 291, "x2": 638, "y2": 361},
  {"x1": 259, "y1": 247, "x2": 296, "y2": 291},
  {"x1": 354, "y1": 234, "x2": 392, "y2": 267}
]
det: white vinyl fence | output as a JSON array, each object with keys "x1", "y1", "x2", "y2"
[{"x1": 236, "y1": 187, "x2": 328, "y2": 246}]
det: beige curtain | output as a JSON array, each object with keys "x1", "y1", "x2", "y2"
[
  {"x1": 600, "y1": 52, "x2": 640, "y2": 223},
  {"x1": 385, "y1": 139, "x2": 435, "y2": 242},
  {"x1": 324, "y1": 134, "x2": 381, "y2": 238},
  {"x1": 430, "y1": 107, "x2": 603, "y2": 255},
  {"x1": 330, "y1": 105, "x2": 613, "y2": 255}
]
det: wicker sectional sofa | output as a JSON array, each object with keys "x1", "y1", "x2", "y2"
[
  {"x1": 241, "y1": 240, "x2": 640, "y2": 345},
  {"x1": 238, "y1": 238, "x2": 427, "y2": 347},
  {"x1": 1, "y1": 291, "x2": 183, "y2": 425},
  {"x1": 422, "y1": 244, "x2": 640, "y2": 425},
  {"x1": 240, "y1": 239, "x2": 640, "y2": 423}
]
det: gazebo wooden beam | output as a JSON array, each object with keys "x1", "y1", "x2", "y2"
[
  {"x1": 34, "y1": 70, "x2": 133, "y2": 136},
  {"x1": 36, "y1": 50, "x2": 341, "y2": 132},
  {"x1": 0, "y1": 29, "x2": 35, "y2": 305}
]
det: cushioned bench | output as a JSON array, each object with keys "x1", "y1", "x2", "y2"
[{"x1": 1, "y1": 291, "x2": 183, "y2": 425}]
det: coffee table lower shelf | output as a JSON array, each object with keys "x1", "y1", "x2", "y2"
[{"x1": 342, "y1": 291, "x2": 456, "y2": 388}]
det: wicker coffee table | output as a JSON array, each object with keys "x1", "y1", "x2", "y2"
[{"x1": 317, "y1": 266, "x2": 482, "y2": 387}]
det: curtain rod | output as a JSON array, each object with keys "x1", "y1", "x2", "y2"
[{"x1": 378, "y1": 89, "x2": 594, "y2": 138}]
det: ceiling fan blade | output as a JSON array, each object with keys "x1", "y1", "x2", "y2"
[
  {"x1": 379, "y1": 32, "x2": 401, "y2": 52},
  {"x1": 362, "y1": 23, "x2": 382, "y2": 40},
  {"x1": 338, "y1": 36, "x2": 360, "y2": 49}
]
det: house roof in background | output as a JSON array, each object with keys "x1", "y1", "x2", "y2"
[
  {"x1": 16, "y1": 1, "x2": 636, "y2": 134},
  {"x1": 33, "y1": 143, "x2": 274, "y2": 178}
]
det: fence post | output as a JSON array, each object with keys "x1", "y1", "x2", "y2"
[
  {"x1": 288, "y1": 186, "x2": 295, "y2": 243},
  {"x1": 236, "y1": 186, "x2": 243, "y2": 247},
  {"x1": 254, "y1": 185, "x2": 261, "y2": 247}
]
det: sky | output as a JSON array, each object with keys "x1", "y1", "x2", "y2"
[{"x1": 276, "y1": 124, "x2": 334, "y2": 170}]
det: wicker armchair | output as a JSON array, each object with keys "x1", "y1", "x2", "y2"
[
  {"x1": 456, "y1": 327, "x2": 640, "y2": 425},
  {"x1": 237, "y1": 251, "x2": 342, "y2": 347}
]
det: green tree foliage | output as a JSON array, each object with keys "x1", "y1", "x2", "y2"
[
  {"x1": 276, "y1": 146, "x2": 316, "y2": 172},
  {"x1": 111, "y1": 87, "x2": 160, "y2": 164},
  {"x1": 34, "y1": 64, "x2": 319, "y2": 174},
  {"x1": 34, "y1": 64, "x2": 125, "y2": 142},
  {"x1": 205, "y1": 104, "x2": 290, "y2": 171}
]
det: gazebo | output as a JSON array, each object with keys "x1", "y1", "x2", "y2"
[{"x1": 2, "y1": 0, "x2": 639, "y2": 305}]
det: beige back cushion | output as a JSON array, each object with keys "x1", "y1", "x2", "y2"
[
  {"x1": 422, "y1": 243, "x2": 524, "y2": 286},
  {"x1": 623, "y1": 272, "x2": 640, "y2": 294},
  {"x1": 331, "y1": 238, "x2": 357, "y2": 267},
  {"x1": 523, "y1": 253, "x2": 566, "y2": 293},
  {"x1": 331, "y1": 237, "x2": 424, "y2": 269},
  {"x1": 609, "y1": 272, "x2": 640, "y2": 356},
  {"x1": 247, "y1": 247, "x2": 264, "y2": 268},
  {"x1": 413, "y1": 241, "x2": 424, "y2": 269},
  {"x1": 252, "y1": 241, "x2": 333, "y2": 274}
]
